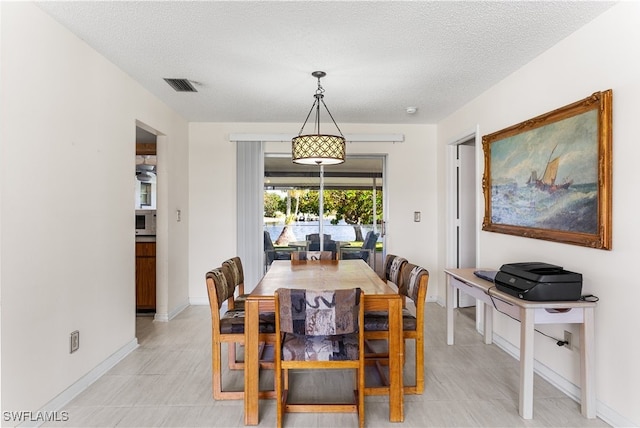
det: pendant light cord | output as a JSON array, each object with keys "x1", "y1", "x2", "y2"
[{"x1": 295, "y1": 74, "x2": 344, "y2": 137}]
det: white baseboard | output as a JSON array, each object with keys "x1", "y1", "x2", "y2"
[
  {"x1": 19, "y1": 338, "x2": 138, "y2": 427},
  {"x1": 596, "y1": 401, "x2": 638, "y2": 428},
  {"x1": 492, "y1": 332, "x2": 636, "y2": 428},
  {"x1": 154, "y1": 299, "x2": 190, "y2": 322},
  {"x1": 189, "y1": 296, "x2": 209, "y2": 306},
  {"x1": 433, "y1": 299, "x2": 634, "y2": 427}
]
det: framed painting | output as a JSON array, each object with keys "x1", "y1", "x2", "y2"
[{"x1": 482, "y1": 90, "x2": 612, "y2": 249}]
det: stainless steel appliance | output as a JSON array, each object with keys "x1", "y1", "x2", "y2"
[{"x1": 135, "y1": 210, "x2": 156, "y2": 235}]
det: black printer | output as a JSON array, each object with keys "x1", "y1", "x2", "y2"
[{"x1": 495, "y1": 262, "x2": 582, "y2": 301}]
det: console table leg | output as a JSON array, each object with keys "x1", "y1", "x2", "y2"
[
  {"x1": 581, "y1": 307, "x2": 596, "y2": 418},
  {"x1": 483, "y1": 302, "x2": 493, "y2": 344},
  {"x1": 446, "y1": 278, "x2": 455, "y2": 345},
  {"x1": 519, "y1": 308, "x2": 534, "y2": 419}
]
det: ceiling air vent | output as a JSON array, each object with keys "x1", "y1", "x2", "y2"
[{"x1": 163, "y1": 78, "x2": 197, "y2": 92}]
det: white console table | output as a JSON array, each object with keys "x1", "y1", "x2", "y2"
[{"x1": 444, "y1": 268, "x2": 596, "y2": 420}]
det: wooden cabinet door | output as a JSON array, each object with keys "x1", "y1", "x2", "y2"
[{"x1": 135, "y1": 242, "x2": 156, "y2": 311}]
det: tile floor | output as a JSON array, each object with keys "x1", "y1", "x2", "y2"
[{"x1": 43, "y1": 303, "x2": 610, "y2": 427}]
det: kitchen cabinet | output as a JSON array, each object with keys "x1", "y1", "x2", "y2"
[{"x1": 135, "y1": 241, "x2": 156, "y2": 311}]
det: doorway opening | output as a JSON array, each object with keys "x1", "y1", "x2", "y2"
[
  {"x1": 263, "y1": 154, "x2": 386, "y2": 276},
  {"x1": 447, "y1": 132, "x2": 478, "y2": 310},
  {"x1": 135, "y1": 126, "x2": 157, "y2": 317}
]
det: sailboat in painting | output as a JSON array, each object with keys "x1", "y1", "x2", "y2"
[{"x1": 527, "y1": 145, "x2": 573, "y2": 192}]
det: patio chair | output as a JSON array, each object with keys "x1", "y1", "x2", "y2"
[
  {"x1": 308, "y1": 238, "x2": 339, "y2": 259},
  {"x1": 305, "y1": 233, "x2": 331, "y2": 242},
  {"x1": 341, "y1": 231, "x2": 379, "y2": 267},
  {"x1": 264, "y1": 231, "x2": 294, "y2": 271},
  {"x1": 290, "y1": 250, "x2": 336, "y2": 261}
]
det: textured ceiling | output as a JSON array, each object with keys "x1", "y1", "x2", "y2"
[{"x1": 36, "y1": 1, "x2": 614, "y2": 124}]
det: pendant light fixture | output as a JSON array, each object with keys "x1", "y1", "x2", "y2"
[
  {"x1": 292, "y1": 71, "x2": 346, "y2": 166},
  {"x1": 292, "y1": 71, "x2": 345, "y2": 252}
]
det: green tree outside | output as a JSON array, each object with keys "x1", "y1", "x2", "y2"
[
  {"x1": 325, "y1": 190, "x2": 382, "y2": 241},
  {"x1": 265, "y1": 189, "x2": 383, "y2": 242},
  {"x1": 264, "y1": 192, "x2": 285, "y2": 217}
]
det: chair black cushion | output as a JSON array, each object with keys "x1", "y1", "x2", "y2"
[
  {"x1": 341, "y1": 250, "x2": 368, "y2": 261},
  {"x1": 219, "y1": 310, "x2": 276, "y2": 334},
  {"x1": 363, "y1": 309, "x2": 417, "y2": 332}
]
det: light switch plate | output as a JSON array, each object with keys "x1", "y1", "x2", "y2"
[
  {"x1": 70, "y1": 330, "x2": 79, "y2": 353},
  {"x1": 414, "y1": 211, "x2": 421, "y2": 222}
]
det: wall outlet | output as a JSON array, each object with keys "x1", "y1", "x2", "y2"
[
  {"x1": 70, "y1": 330, "x2": 80, "y2": 353},
  {"x1": 563, "y1": 330, "x2": 572, "y2": 350}
]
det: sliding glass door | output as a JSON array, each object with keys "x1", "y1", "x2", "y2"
[{"x1": 263, "y1": 154, "x2": 386, "y2": 275}]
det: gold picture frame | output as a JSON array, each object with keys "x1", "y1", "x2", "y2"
[{"x1": 482, "y1": 90, "x2": 612, "y2": 249}]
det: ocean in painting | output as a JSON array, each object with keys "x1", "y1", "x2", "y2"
[{"x1": 491, "y1": 182, "x2": 598, "y2": 234}]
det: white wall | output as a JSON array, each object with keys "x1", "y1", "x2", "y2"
[
  {"x1": 188, "y1": 122, "x2": 439, "y2": 302},
  {"x1": 437, "y1": 3, "x2": 640, "y2": 426},
  {"x1": 0, "y1": 2, "x2": 189, "y2": 412},
  {"x1": 4, "y1": 1, "x2": 636, "y2": 425}
]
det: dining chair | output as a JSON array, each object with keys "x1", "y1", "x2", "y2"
[
  {"x1": 290, "y1": 250, "x2": 336, "y2": 261},
  {"x1": 205, "y1": 266, "x2": 276, "y2": 400},
  {"x1": 361, "y1": 254, "x2": 407, "y2": 385},
  {"x1": 221, "y1": 256, "x2": 250, "y2": 369},
  {"x1": 222, "y1": 256, "x2": 247, "y2": 310},
  {"x1": 363, "y1": 262, "x2": 430, "y2": 395},
  {"x1": 383, "y1": 254, "x2": 408, "y2": 289},
  {"x1": 274, "y1": 287, "x2": 365, "y2": 428}
]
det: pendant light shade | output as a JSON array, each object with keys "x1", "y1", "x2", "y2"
[
  {"x1": 292, "y1": 134, "x2": 345, "y2": 165},
  {"x1": 292, "y1": 71, "x2": 345, "y2": 165}
]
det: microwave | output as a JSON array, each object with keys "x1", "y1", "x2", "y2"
[{"x1": 135, "y1": 210, "x2": 156, "y2": 235}]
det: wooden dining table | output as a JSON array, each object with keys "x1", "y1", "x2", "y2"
[{"x1": 243, "y1": 259, "x2": 404, "y2": 425}]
